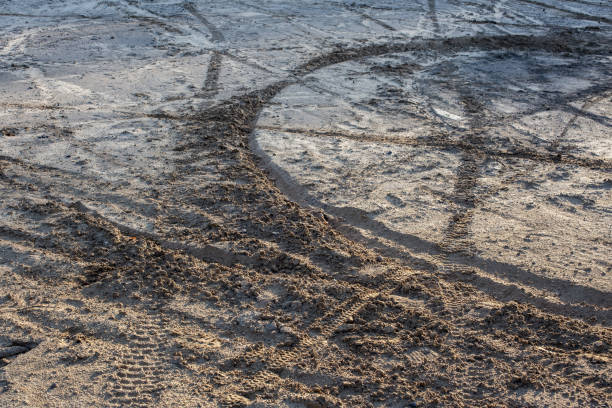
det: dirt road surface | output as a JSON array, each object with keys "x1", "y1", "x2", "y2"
[{"x1": 0, "y1": 1, "x2": 610, "y2": 406}]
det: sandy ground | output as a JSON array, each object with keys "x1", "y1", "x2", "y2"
[{"x1": 0, "y1": 0, "x2": 611, "y2": 407}]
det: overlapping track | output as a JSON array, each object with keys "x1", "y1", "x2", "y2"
[{"x1": 0, "y1": 1, "x2": 610, "y2": 406}]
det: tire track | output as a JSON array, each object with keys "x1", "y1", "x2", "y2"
[
  {"x1": 256, "y1": 125, "x2": 612, "y2": 171},
  {"x1": 309, "y1": 291, "x2": 380, "y2": 337},
  {"x1": 344, "y1": 5, "x2": 397, "y2": 32},
  {"x1": 250, "y1": 30, "x2": 611, "y2": 321},
  {"x1": 107, "y1": 314, "x2": 169, "y2": 407},
  {"x1": 6, "y1": 28, "x2": 611, "y2": 402},
  {"x1": 515, "y1": 0, "x2": 612, "y2": 24},
  {"x1": 210, "y1": 278, "x2": 412, "y2": 401},
  {"x1": 144, "y1": 29, "x2": 612, "y2": 400},
  {"x1": 0, "y1": 13, "x2": 101, "y2": 19},
  {"x1": 553, "y1": 92, "x2": 610, "y2": 151},
  {"x1": 428, "y1": 0, "x2": 441, "y2": 33},
  {"x1": 183, "y1": 2, "x2": 225, "y2": 42},
  {"x1": 3, "y1": 10, "x2": 611, "y2": 406},
  {"x1": 438, "y1": 92, "x2": 487, "y2": 256},
  {"x1": 463, "y1": 19, "x2": 567, "y2": 29},
  {"x1": 5, "y1": 31, "x2": 608, "y2": 318},
  {"x1": 117, "y1": 0, "x2": 227, "y2": 98},
  {"x1": 182, "y1": 2, "x2": 226, "y2": 99},
  {"x1": 562, "y1": 0, "x2": 612, "y2": 7},
  {"x1": 202, "y1": 51, "x2": 223, "y2": 97}
]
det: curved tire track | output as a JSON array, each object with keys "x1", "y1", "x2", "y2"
[{"x1": 248, "y1": 30, "x2": 612, "y2": 321}]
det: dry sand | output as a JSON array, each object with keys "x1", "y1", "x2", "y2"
[{"x1": 0, "y1": 0, "x2": 611, "y2": 407}]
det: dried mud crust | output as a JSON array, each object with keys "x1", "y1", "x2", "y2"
[{"x1": 0, "y1": 30, "x2": 610, "y2": 408}]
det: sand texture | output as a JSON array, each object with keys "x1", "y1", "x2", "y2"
[{"x1": 0, "y1": 0, "x2": 611, "y2": 407}]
